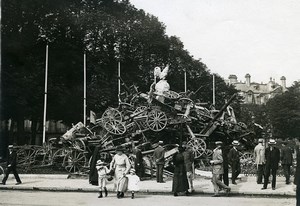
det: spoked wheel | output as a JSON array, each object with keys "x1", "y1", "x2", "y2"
[
  {"x1": 133, "y1": 106, "x2": 148, "y2": 129},
  {"x1": 147, "y1": 109, "x2": 168, "y2": 132},
  {"x1": 102, "y1": 107, "x2": 122, "y2": 122},
  {"x1": 187, "y1": 138, "x2": 207, "y2": 159},
  {"x1": 73, "y1": 139, "x2": 86, "y2": 152},
  {"x1": 63, "y1": 150, "x2": 87, "y2": 174},
  {"x1": 163, "y1": 90, "x2": 181, "y2": 100},
  {"x1": 104, "y1": 120, "x2": 126, "y2": 135},
  {"x1": 52, "y1": 148, "x2": 70, "y2": 169},
  {"x1": 17, "y1": 148, "x2": 36, "y2": 167},
  {"x1": 240, "y1": 152, "x2": 255, "y2": 175}
]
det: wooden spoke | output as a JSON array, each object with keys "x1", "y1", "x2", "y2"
[
  {"x1": 147, "y1": 109, "x2": 167, "y2": 132},
  {"x1": 104, "y1": 120, "x2": 126, "y2": 135},
  {"x1": 187, "y1": 138, "x2": 207, "y2": 159},
  {"x1": 163, "y1": 90, "x2": 181, "y2": 99}
]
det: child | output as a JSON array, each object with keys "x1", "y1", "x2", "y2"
[
  {"x1": 96, "y1": 160, "x2": 109, "y2": 198},
  {"x1": 126, "y1": 168, "x2": 140, "y2": 199}
]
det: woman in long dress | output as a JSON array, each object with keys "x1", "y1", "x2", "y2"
[
  {"x1": 172, "y1": 146, "x2": 189, "y2": 196},
  {"x1": 110, "y1": 146, "x2": 131, "y2": 198}
]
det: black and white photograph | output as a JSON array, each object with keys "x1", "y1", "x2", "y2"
[{"x1": 0, "y1": 0, "x2": 299, "y2": 205}]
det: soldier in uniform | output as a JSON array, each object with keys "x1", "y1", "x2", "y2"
[
  {"x1": 210, "y1": 141, "x2": 231, "y2": 197},
  {"x1": 153, "y1": 141, "x2": 165, "y2": 183}
]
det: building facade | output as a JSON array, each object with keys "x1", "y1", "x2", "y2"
[{"x1": 226, "y1": 74, "x2": 287, "y2": 104}]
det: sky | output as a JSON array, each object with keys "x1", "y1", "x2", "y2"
[{"x1": 130, "y1": 0, "x2": 300, "y2": 87}]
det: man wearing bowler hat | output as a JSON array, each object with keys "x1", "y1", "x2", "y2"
[
  {"x1": 1, "y1": 145, "x2": 22, "y2": 185},
  {"x1": 228, "y1": 140, "x2": 241, "y2": 185},
  {"x1": 262, "y1": 139, "x2": 280, "y2": 190},
  {"x1": 153, "y1": 141, "x2": 165, "y2": 183}
]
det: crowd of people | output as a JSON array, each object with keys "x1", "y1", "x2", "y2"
[{"x1": 1, "y1": 138, "x2": 299, "y2": 204}]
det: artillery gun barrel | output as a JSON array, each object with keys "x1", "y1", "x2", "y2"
[{"x1": 201, "y1": 93, "x2": 237, "y2": 135}]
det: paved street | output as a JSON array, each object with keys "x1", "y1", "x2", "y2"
[{"x1": 0, "y1": 191, "x2": 296, "y2": 206}]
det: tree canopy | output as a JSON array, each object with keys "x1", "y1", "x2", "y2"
[{"x1": 1, "y1": 0, "x2": 240, "y2": 144}]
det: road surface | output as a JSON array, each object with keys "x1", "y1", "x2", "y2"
[{"x1": 0, "y1": 191, "x2": 296, "y2": 206}]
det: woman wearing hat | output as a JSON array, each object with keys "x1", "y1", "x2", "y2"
[
  {"x1": 110, "y1": 146, "x2": 131, "y2": 198},
  {"x1": 228, "y1": 140, "x2": 241, "y2": 185},
  {"x1": 262, "y1": 139, "x2": 280, "y2": 190},
  {"x1": 172, "y1": 145, "x2": 189, "y2": 196}
]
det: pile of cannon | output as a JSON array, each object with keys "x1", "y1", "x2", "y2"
[{"x1": 14, "y1": 66, "x2": 258, "y2": 175}]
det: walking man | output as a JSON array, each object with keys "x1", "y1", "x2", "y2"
[
  {"x1": 133, "y1": 146, "x2": 144, "y2": 180},
  {"x1": 228, "y1": 140, "x2": 241, "y2": 185},
  {"x1": 1, "y1": 145, "x2": 22, "y2": 185},
  {"x1": 281, "y1": 141, "x2": 293, "y2": 184},
  {"x1": 210, "y1": 141, "x2": 231, "y2": 197},
  {"x1": 182, "y1": 141, "x2": 195, "y2": 193},
  {"x1": 153, "y1": 141, "x2": 165, "y2": 183},
  {"x1": 262, "y1": 139, "x2": 280, "y2": 190},
  {"x1": 254, "y1": 138, "x2": 265, "y2": 184}
]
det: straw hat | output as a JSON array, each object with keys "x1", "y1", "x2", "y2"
[
  {"x1": 258, "y1": 139, "x2": 264, "y2": 143},
  {"x1": 232, "y1": 140, "x2": 240, "y2": 146},
  {"x1": 268, "y1": 139, "x2": 277, "y2": 145},
  {"x1": 158, "y1": 141, "x2": 164, "y2": 145},
  {"x1": 215, "y1": 141, "x2": 223, "y2": 145}
]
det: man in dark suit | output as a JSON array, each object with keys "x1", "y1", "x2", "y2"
[
  {"x1": 294, "y1": 138, "x2": 300, "y2": 206},
  {"x1": 228, "y1": 140, "x2": 241, "y2": 185},
  {"x1": 262, "y1": 139, "x2": 280, "y2": 190},
  {"x1": 1, "y1": 145, "x2": 22, "y2": 185},
  {"x1": 153, "y1": 141, "x2": 165, "y2": 183},
  {"x1": 281, "y1": 141, "x2": 293, "y2": 184},
  {"x1": 134, "y1": 146, "x2": 144, "y2": 180}
]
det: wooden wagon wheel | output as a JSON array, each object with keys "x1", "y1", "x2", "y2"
[
  {"x1": 17, "y1": 148, "x2": 36, "y2": 167},
  {"x1": 63, "y1": 150, "x2": 87, "y2": 174},
  {"x1": 240, "y1": 152, "x2": 255, "y2": 175},
  {"x1": 102, "y1": 107, "x2": 122, "y2": 122},
  {"x1": 73, "y1": 139, "x2": 86, "y2": 151},
  {"x1": 163, "y1": 90, "x2": 181, "y2": 100},
  {"x1": 187, "y1": 138, "x2": 207, "y2": 159},
  {"x1": 52, "y1": 148, "x2": 70, "y2": 169},
  {"x1": 104, "y1": 120, "x2": 126, "y2": 135},
  {"x1": 133, "y1": 106, "x2": 148, "y2": 129},
  {"x1": 147, "y1": 109, "x2": 168, "y2": 132}
]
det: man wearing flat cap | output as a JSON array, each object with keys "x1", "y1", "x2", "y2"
[
  {"x1": 262, "y1": 139, "x2": 280, "y2": 190},
  {"x1": 1, "y1": 145, "x2": 22, "y2": 185},
  {"x1": 228, "y1": 140, "x2": 241, "y2": 185},
  {"x1": 210, "y1": 141, "x2": 231, "y2": 197},
  {"x1": 153, "y1": 141, "x2": 165, "y2": 183}
]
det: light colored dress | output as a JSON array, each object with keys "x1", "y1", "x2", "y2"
[
  {"x1": 126, "y1": 174, "x2": 140, "y2": 191},
  {"x1": 110, "y1": 154, "x2": 131, "y2": 192}
]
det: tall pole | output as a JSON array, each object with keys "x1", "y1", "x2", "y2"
[
  {"x1": 184, "y1": 70, "x2": 187, "y2": 93},
  {"x1": 212, "y1": 74, "x2": 216, "y2": 106},
  {"x1": 83, "y1": 52, "x2": 87, "y2": 126},
  {"x1": 118, "y1": 61, "x2": 121, "y2": 104},
  {"x1": 42, "y1": 45, "x2": 49, "y2": 144}
]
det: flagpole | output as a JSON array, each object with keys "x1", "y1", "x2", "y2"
[
  {"x1": 212, "y1": 74, "x2": 216, "y2": 106},
  {"x1": 184, "y1": 70, "x2": 187, "y2": 93},
  {"x1": 118, "y1": 60, "x2": 121, "y2": 105},
  {"x1": 42, "y1": 44, "x2": 49, "y2": 144},
  {"x1": 83, "y1": 51, "x2": 87, "y2": 126}
]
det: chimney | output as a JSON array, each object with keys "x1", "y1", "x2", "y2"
[
  {"x1": 245, "y1": 73, "x2": 251, "y2": 87},
  {"x1": 228, "y1": 74, "x2": 238, "y2": 84},
  {"x1": 280, "y1": 76, "x2": 287, "y2": 91}
]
